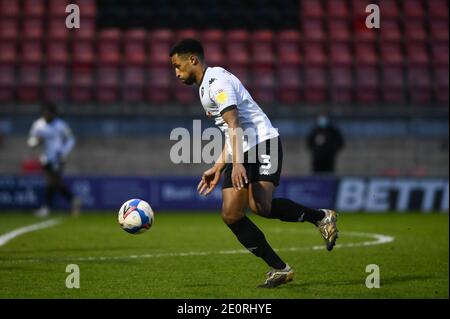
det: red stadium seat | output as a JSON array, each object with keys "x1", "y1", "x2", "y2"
[
  {"x1": 72, "y1": 40, "x2": 95, "y2": 68},
  {"x1": 0, "y1": 0, "x2": 20, "y2": 17},
  {"x1": 43, "y1": 66, "x2": 67, "y2": 103},
  {"x1": 0, "y1": 65, "x2": 14, "y2": 102},
  {"x1": 378, "y1": 0, "x2": 399, "y2": 18},
  {"x1": 250, "y1": 30, "x2": 274, "y2": 68},
  {"x1": 149, "y1": 41, "x2": 172, "y2": 67},
  {"x1": 73, "y1": 0, "x2": 96, "y2": 18},
  {"x1": 328, "y1": 20, "x2": 351, "y2": 42},
  {"x1": 379, "y1": 19, "x2": 401, "y2": 43},
  {"x1": 350, "y1": 0, "x2": 371, "y2": 17},
  {"x1": 17, "y1": 66, "x2": 41, "y2": 102},
  {"x1": 427, "y1": 0, "x2": 449, "y2": 19},
  {"x1": 276, "y1": 30, "x2": 301, "y2": 44},
  {"x1": 0, "y1": 41, "x2": 16, "y2": 65},
  {"x1": 403, "y1": 0, "x2": 425, "y2": 19},
  {"x1": 353, "y1": 22, "x2": 377, "y2": 42},
  {"x1": 175, "y1": 29, "x2": 199, "y2": 42},
  {"x1": 0, "y1": 17, "x2": 18, "y2": 40},
  {"x1": 174, "y1": 81, "x2": 196, "y2": 105},
  {"x1": 23, "y1": 0, "x2": 45, "y2": 17},
  {"x1": 47, "y1": 17, "x2": 70, "y2": 40},
  {"x1": 380, "y1": 42, "x2": 403, "y2": 67},
  {"x1": 303, "y1": 19, "x2": 325, "y2": 42},
  {"x1": 329, "y1": 43, "x2": 352, "y2": 67},
  {"x1": 98, "y1": 29, "x2": 122, "y2": 66},
  {"x1": 408, "y1": 67, "x2": 433, "y2": 104},
  {"x1": 147, "y1": 66, "x2": 172, "y2": 104},
  {"x1": 304, "y1": 67, "x2": 327, "y2": 104},
  {"x1": 355, "y1": 67, "x2": 379, "y2": 103},
  {"x1": 301, "y1": 0, "x2": 324, "y2": 18},
  {"x1": 404, "y1": 20, "x2": 427, "y2": 43},
  {"x1": 97, "y1": 67, "x2": 120, "y2": 103},
  {"x1": 123, "y1": 67, "x2": 145, "y2": 103},
  {"x1": 72, "y1": 17, "x2": 96, "y2": 41},
  {"x1": 252, "y1": 29, "x2": 274, "y2": 43},
  {"x1": 381, "y1": 67, "x2": 405, "y2": 104},
  {"x1": 354, "y1": 43, "x2": 378, "y2": 66},
  {"x1": 276, "y1": 30, "x2": 301, "y2": 66},
  {"x1": 21, "y1": 41, "x2": 43, "y2": 65},
  {"x1": 151, "y1": 29, "x2": 174, "y2": 43},
  {"x1": 46, "y1": 41, "x2": 69, "y2": 66},
  {"x1": 49, "y1": 0, "x2": 70, "y2": 17},
  {"x1": 227, "y1": 66, "x2": 250, "y2": 87},
  {"x1": 70, "y1": 68, "x2": 94, "y2": 103},
  {"x1": 278, "y1": 67, "x2": 301, "y2": 104},
  {"x1": 149, "y1": 29, "x2": 173, "y2": 66},
  {"x1": 304, "y1": 43, "x2": 327, "y2": 66},
  {"x1": 430, "y1": 20, "x2": 449, "y2": 42},
  {"x1": 202, "y1": 30, "x2": 225, "y2": 66},
  {"x1": 201, "y1": 29, "x2": 224, "y2": 44},
  {"x1": 406, "y1": 43, "x2": 429, "y2": 67},
  {"x1": 227, "y1": 29, "x2": 249, "y2": 43},
  {"x1": 124, "y1": 29, "x2": 147, "y2": 66},
  {"x1": 251, "y1": 68, "x2": 276, "y2": 105},
  {"x1": 22, "y1": 17, "x2": 44, "y2": 40},
  {"x1": 327, "y1": 0, "x2": 349, "y2": 19},
  {"x1": 330, "y1": 67, "x2": 353, "y2": 104},
  {"x1": 434, "y1": 68, "x2": 449, "y2": 104},
  {"x1": 431, "y1": 43, "x2": 449, "y2": 66}
]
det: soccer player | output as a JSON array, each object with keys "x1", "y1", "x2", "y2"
[
  {"x1": 27, "y1": 103, "x2": 81, "y2": 217},
  {"x1": 170, "y1": 39, "x2": 338, "y2": 288}
]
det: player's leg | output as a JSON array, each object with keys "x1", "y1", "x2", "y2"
[
  {"x1": 35, "y1": 166, "x2": 55, "y2": 217},
  {"x1": 249, "y1": 137, "x2": 338, "y2": 251},
  {"x1": 53, "y1": 164, "x2": 81, "y2": 216},
  {"x1": 222, "y1": 187, "x2": 293, "y2": 288},
  {"x1": 249, "y1": 181, "x2": 338, "y2": 251}
]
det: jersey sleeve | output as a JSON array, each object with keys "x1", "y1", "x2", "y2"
[
  {"x1": 209, "y1": 77, "x2": 238, "y2": 114},
  {"x1": 27, "y1": 120, "x2": 41, "y2": 147}
]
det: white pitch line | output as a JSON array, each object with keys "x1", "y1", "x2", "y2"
[
  {"x1": 0, "y1": 218, "x2": 61, "y2": 248},
  {"x1": 0, "y1": 231, "x2": 394, "y2": 264}
]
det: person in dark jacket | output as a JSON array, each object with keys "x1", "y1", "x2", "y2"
[{"x1": 307, "y1": 114, "x2": 344, "y2": 174}]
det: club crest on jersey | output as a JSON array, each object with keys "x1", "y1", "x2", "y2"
[{"x1": 215, "y1": 89, "x2": 228, "y2": 104}]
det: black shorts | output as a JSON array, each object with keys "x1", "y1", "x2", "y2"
[
  {"x1": 222, "y1": 137, "x2": 283, "y2": 189},
  {"x1": 42, "y1": 161, "x2": 64, "y2": 175}
]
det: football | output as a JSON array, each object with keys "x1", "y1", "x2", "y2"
[{"x1": 118, "y1": 199, "x2": 154, "y2": 234}]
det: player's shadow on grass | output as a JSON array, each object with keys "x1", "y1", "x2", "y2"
[{"x1": 283, "y1": 275, "x2": 438, "y2": 290}]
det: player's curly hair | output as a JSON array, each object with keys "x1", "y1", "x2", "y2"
[{"x1": 169, "y1": 38, "x2": 204, "y2": 60}]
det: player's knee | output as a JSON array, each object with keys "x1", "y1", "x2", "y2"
[
  {"x1": 252, "y1": 202, "x2": 272, "y2": 218},
  {"x1": 221, "y1": 209, "x2": 244, "y2": 225}
]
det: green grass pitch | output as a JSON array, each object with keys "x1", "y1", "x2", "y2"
[{"x1": 0, "y1": 212, "x2": 448, "y2": 299}]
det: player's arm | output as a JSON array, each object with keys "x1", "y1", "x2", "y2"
[
  {"x1": 222, "y1": 108, "x2": 248, "y2": 191},
  {"x1": 27, "y1": 122, "x2": 41, "y2": 148}
]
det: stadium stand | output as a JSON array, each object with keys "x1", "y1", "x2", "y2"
[{"x1": 0, "y1": 0, "x2": 448, "y2": 106}]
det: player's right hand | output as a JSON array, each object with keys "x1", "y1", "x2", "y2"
[{"x1": 197, "y1": 167, "x2": 221, "y2": 196}]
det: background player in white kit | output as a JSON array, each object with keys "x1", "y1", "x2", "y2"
[
  {"x1": 170, "y1": 39, "x2": 339, "y2": 288},
  {"x1": 28, "y1": 103, "x2": 81, "y2": 217}
]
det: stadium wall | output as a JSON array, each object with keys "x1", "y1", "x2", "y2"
[{"x1": 0, "y1": 175, "x2": 447, "y2": 213}]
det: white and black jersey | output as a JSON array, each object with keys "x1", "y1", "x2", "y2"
[
  {"x1": 199, "y1": 67, "x2": 279, "y2": 155},
  {"x1": 28, "y1": 117, "x2": 76, "y2": 166}
]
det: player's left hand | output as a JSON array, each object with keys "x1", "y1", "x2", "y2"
[{"x1": 231, "y1": 163, "x2": 248, "y2": 191}]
